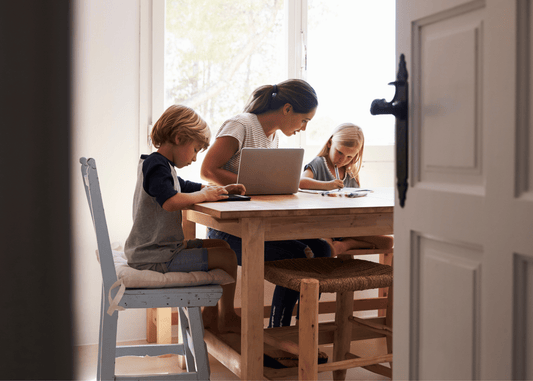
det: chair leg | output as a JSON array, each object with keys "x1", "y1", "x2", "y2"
[
  {"x1": 187, "y1": 307, "x2": 211, "y2": 381},
  {"x1": 299, "y1": 279, "x2": 319, "y2": 381},
  {"x1": 333, "y1": 289, "x2": 354, "y2": 381},
  {"x1": 99, "y1": 289, "x2": 118, "y2": 381},
  {"x1": 97, "y1": 289, "x2": 104, "y2": 381},
  {"x1": 178, "y1": 307, "x2": 196, "y2": 372}
]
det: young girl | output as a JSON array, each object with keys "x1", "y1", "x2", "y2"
[
  {"x1": 124, "y1": 104, "x2": 245, "y2": 333},
  {"x1": 300, "y1": 123, "x2": 393, "y2": 255},
  {"x1": 200, "y1": 79, "x2": 332, "y2": 330}
]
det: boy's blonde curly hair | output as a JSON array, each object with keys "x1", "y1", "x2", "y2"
[{"x1": 151, "y1": 105, "x2": 211, "y2": 150}]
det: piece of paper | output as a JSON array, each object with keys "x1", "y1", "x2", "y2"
[{"x1": 298, "y1": 188, "x2": 372, "y2": 197}]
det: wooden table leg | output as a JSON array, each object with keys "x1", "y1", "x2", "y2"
[
  {"x1": 146, "y1": 307, "x2": 172, "y2": 344},
  {"x1": 146, "y1": 308, "x2": 157, "y2": 343},
  {"x1": 240, "y1": 218, "x2": 265, "y2": 381},
  {"x1": 182, "y1": 210, "x2": 196, "y2": 241}
]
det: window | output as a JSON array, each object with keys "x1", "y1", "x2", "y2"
[
  {"x1": 140, "y1": 0, "x2": 395, "y2": 184},
  {"x1": 305, "y1": 0, "x2": 396, "y2": 148},
  {"x1": 164, "y1": 0, "x2": 285, "y2": 129}
]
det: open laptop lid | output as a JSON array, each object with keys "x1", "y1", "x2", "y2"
[{"x1": 236, "y1": 148, "x2": 304, "y2": 195}]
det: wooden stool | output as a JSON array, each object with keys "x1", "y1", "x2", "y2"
[{"x1": 263, "y1": 257, "x2": 393, "y2": 380}]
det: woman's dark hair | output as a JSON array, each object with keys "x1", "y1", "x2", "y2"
[{"x1": 243, "y1": 79, "x2": 318, "y2": 115}]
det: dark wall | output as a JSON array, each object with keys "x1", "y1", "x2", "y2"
[{"x1": 0, "y1": 1, "x2": 73, "y2": 379}]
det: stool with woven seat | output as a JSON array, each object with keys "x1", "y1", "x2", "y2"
[{"x1": 263, "y1": 256, "x2": 393, "y2": 381}]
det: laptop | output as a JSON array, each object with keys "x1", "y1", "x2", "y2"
[{"x1": 236, "y1": 148, "x2": 304, "y2": 195}]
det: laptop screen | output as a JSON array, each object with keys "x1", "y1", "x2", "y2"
[{"x1": 236, "y1": 148, "x2": 304, "y2": 195}]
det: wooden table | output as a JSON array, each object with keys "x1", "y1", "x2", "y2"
[{"x1": 181, "y1": 188, "x2": 394, "y2": 380}]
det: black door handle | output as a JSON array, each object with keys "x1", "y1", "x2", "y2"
[{"x1": 370, "y1": 54, "x2": 409, "y2": 207}]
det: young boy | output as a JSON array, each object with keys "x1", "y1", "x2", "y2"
[{"x1": 124, "y1": 104, "x2": 244, "y2": 333}]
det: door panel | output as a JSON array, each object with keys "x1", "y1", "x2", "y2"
[
  {"x1": 513, "y1": 254, "x2": 533, "y2": 379},
  {"x1": 395, "y1": 0, "x2": 533, "y2": 379},
  {"x1": 417, "y1": 8, "x2": 484, "y2": 188},
  {"x1": 413, "y1": 234, "x2": 482, "y2": 380}
]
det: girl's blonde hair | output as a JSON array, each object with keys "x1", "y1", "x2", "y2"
[
  {"x1": 317, "y1": 123, "x2": 364, "y2": 185},
  {"x1": 243, "y1": 79, "x2": 318, "y2": 115},
  {"x1": 151, "y1": 105, "x2": 211, "y2": 150}
]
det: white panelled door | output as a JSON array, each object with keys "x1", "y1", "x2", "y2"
[{"x1": 394, "y1": 0, "x2": 533, "y2": 379}]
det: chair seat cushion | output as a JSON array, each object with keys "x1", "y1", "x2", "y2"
[
  {"x1": 264, "y1": 257, "x2": 392, "y2": 293},
  {"x1": 113, "y1": 250, "x2": 234, "y2": 288}
]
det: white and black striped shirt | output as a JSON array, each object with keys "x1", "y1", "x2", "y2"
[{"x1": 215, "y1": 113, "x2": 279, "y2": 174}]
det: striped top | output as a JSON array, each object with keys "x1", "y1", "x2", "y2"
[{"x1": 216, "y1": 113, "x2": 279, "y2": 174}]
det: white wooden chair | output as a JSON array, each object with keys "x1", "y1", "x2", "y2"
[{"x1": 80, "y1": 157, "x2": 223, "y2": 381}]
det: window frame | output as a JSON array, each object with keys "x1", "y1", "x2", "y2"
[{"x1": 139, "y1": 0, "x2": 394, "y2": 187}]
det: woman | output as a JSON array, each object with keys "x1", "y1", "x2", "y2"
[{"x1": 201, "y1": 79, "x2": 332, "y2": 329}]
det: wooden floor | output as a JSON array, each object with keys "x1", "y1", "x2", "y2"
[{"x1": 74, "y1": 337, "x2": 390, "y2": 380}]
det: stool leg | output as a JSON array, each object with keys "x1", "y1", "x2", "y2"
[
  {"x1": 333, "y1": 289, "x2": 354, "y2": 381},
  {"x1": 299, "y1": 279, "x2": 319, "y2": 381},
  {"x1": 385, "y1": 284, "x2": 393, "y2": 370},
  {"x1": 379, "y1": 251, "x2": 393, "y2": 316}
]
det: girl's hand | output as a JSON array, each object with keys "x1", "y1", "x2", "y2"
[
  {"x1": 224, "y1": 183, "x2": 246, "y2": 195},
  {"x1": 329, "y1": 179, "x2": 344, "y2": 190},
  {"x1": 200, "y1": 185, "x2": 229, "y2": 202}
]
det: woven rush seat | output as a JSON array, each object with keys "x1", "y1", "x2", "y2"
[{"x1": 264, "y1": 257, "x2": 392, "y2": 293}]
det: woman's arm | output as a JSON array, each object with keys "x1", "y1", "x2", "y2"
[
  {"x1": 201, "y1": 136, "x2": 240, "y2": 185},
  {"x1": 299, "y1": 168, "x2": 343, "y2": 190}
]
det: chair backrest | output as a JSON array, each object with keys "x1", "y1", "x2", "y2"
[{"x1": 80, "y1": 157, "x2": 118, "y2": 291}]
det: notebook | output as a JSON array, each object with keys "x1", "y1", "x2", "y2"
[{"x1": 236, "y1": 148, "x2": 304, "y2": 195}]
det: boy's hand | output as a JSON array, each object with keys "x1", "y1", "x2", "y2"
[
  {"x1": 201, "y1": 185, "x2": 229, "y2": 202},
  {"x1": 224, "y1": 183, "x2": 246, "y2": 195}
]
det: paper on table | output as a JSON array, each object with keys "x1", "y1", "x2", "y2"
[{"x1": 298, "y1": 188, "x2": 373, "y2": 197}]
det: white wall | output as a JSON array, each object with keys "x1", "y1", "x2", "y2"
[
  {"x1": 72, "y1": 0, "x2": 145, "y2": 346},
  {"x1": 360, "y1": 145, "x2": 395, "y2": 188}
]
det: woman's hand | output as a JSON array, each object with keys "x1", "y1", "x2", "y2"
[{"x1": 225, "y1": 183, "x2": 247, "y2": 195}]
